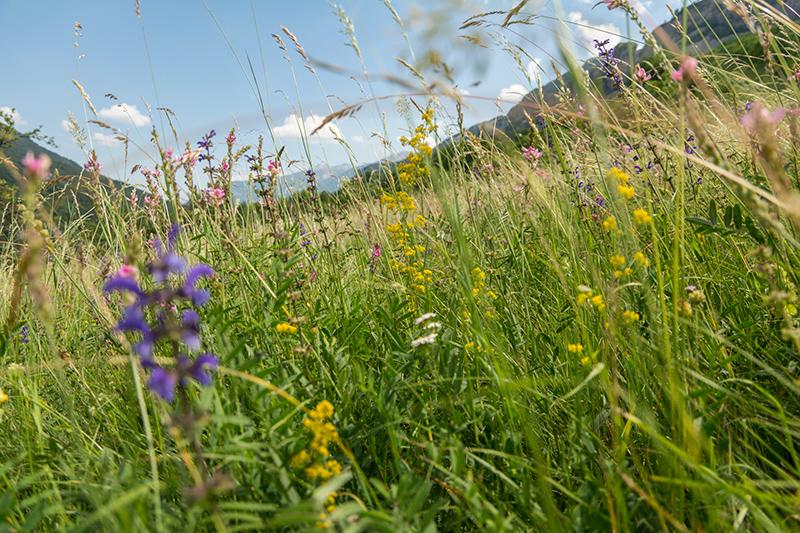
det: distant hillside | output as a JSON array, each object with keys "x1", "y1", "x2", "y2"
[
  {"x1": 0, "y1": 134, "x2": 138, "y2": 222},
  {"x1": 471, "y1": 0, "x2": 800, "y2": 137}
]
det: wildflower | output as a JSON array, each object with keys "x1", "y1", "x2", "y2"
[
  {"x1": 633, "y1": 251, "x2": 650, "y2": 267},
  {"x1": 590, "y1": 294, "x2": 605, "y2": 310},
  {"x1": 522, "y1": 146, "x2": 543, "y2": 161},
  {"x1": 670, "y1": 56, "x2": 698, "y2": 83},
  {"x1": 580, "y1": 355, "x2": 592, "y2": 366},
  {"x1": 0, "y1": 389, "x2": 7, "y2": 404},
  {"x1": 610, "y1": 255, "x2": 626, "y2": 268},
  {"x1": 740, "y1": 102, "x2": 785, "y2": 136},
  {"x1": 83, "y1": 151, "x2": 102, "y2": 173},
  {"x1": 633, "y1": 64, "x2": 651, "y2": 83},
  {"x1": 594, "y1": 39, "x2": 621, "y2": 86},
  {"x1": 144, "y1": 195, "x2": 161, "y2": 207},
  {"x1": 602, "y1": 215, "x2": 617, "y2": 231},
  {"x1": 104, "y1": 224, "x2": 216, "y2": 402},
  {"x1": 21, "y1": 152, "x2": 51, "y2": 179},
  {"x1": 632, "y1": 208, "x2": 653, "y2": 225},
  {"x1": 202, "y1": 187, "x2": 226, "y2": 206},
  {"x1": 415, "y1": 312, "x2": 437, "y2": 325},
  {"x1": 276, "y1": 322, "x2": 298, "y2": 334},
  {"x1": 617, "y1": 184, "x2": 635, "y2": 199},
  {"x1": 225, "y1": 130, "x2": 237, "y2": 145},
  {"x1": 19, "y1": 325, "x2": 29, "y2": 345},
  {"x1": 411, "y1": 332, "x2": 438, "y2": 347},
  {"x1": 608, "y1": 167, "x2": 630, "y2": 184},
  {"x1": 614, "y1": 268, "x2": 633, "y2": 279},
  {"x1": 567, "y1": 343, "x2": 583, "y2": 353},
  {"x1": 117, "y1": 264, "x2": 138, "y2": 279},
  {"x1": 601, "y1": 0, "x2": 624, "y2": 9},
  {"x1": 622, "y1": 310, "x2": 640, "y2": 324},
  {"x1": 369, "y1": 243, "x2": 382, "y2": 272}
]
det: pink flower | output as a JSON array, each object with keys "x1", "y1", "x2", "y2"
[
  {"x1": 634, "y1": 64, "x2": 651, "y2": 83},
  {"x1": 144, "y1": 195, "x2": 161, "y2": 207},
  {"x1": 163, "y1": 149, "x2": 173, "y2": 160},
  {"x1": 740, "y1": 102, "x2": 785, "y2": 135},
  {"x1": 202, "y1": 187, "x2": 226, "y2": 206},
  {"x1": 181, "y1": 149, "x2": 200, "y2": 167},
  {"x1": 219, "y1": 160, "x2": 230, "y2": 173},
  {"x1": 267, "y1": 159, "x2": 280, "y2": 177},
  {"x1": 117, "y1": 264, "x2": 139, "y2": 278},
  {"x1": 226, "y1": 131, "x2": 236, "y2": 145},
  {"x1": 84, "y1": 152, "x2": 101, "y2": 173},
  {"x1": 21, "y1": 152, "x2": 51, "y2": 179},
  {"x1": 522, "y1": 146, "x2": 543, "y2": 161},
  {"x1": 602, "y1": 0, "x2": 624, "y2": 9},
  {"x1": 671, "y1": 56, "x2": 698, "y2": 83}
]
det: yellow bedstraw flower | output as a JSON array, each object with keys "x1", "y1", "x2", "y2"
[
  {"x1": 276, "y1": 322, "x2": 298, "y2": 334},
  {"x1": 590, "y1": 294, "x2": 606, "y2": 311},
  {"x1": 610, "y1": 255, "x2": 626, "y2": 269},
  {"x1": 617, "y1": 184, "x2": 635, "y2": 199},
  {"x1": 622, "y1": 310, "x2": 641, "y2": 324},
  {"x1": 633, "y1": 208, "x2": 653, "y2": 225},
  {"x1": 567, "y1": 343, "x2": 583, "y2": 353},
  {"x1": 602, "y1": 215, "x2": 617, "y2": 231},
  {"x1": 633, "y1": 251, "x2": 650, "y2": 267},
  {"x1": 609, "y1": 166, "x2": 630, "y2": 184}
]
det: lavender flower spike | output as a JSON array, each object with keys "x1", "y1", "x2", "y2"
[{"x1": 104, "y1": 225, "x2": 217, "y2": 401}]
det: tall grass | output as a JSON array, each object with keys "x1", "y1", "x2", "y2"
[{"x1": 2, "y1": 0, "x2": 800, "y2": 530}]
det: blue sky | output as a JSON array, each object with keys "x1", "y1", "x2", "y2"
[{"x1": 0, "y1": 0, "x2": 678, "y2": 187}]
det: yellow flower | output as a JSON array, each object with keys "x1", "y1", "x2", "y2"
[
  {"x1": 610, "y1": 255, "x2": 626, "y2": 268},
  {"x1": 0, "y1": 389, "x2": 8, "y2": 404},
  {"x1": 633, "y1": 208, "x2": 653, "y2": 225},
  {"x1": 617, "y1": 184, "x2": 635, "y2": 199},
  {"x1": 567, "y1": 343, "x2": 583, "y2": 353},
  {"x1": 276, "y1": 322, "x2": 298, "y2": 334},
  {"x1": 622, "y1": 310, "x2": 640, "y2": 324},
  {"x1": 291, "y1": 450, "x2": 311, "y2": 469},
  {"x1": 580, "y1": 355, "x2": 592, "y2": 366},
  {"x1": 633, "y1": 251, "x2": 650, "y2": 267},
  {"x1": 591, "y1": 294, "x2": 606, "y2": 311},
  {"x1": 602, "y1": 215, "x2": 617, "y2": 231},
  {"x1": 608, "y1": 166, "x2": 630, "y2": 184}
]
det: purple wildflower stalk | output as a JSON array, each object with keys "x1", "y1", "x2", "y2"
[{"x1": 105, "y1": 224, "x2": 216, "y2": 402}]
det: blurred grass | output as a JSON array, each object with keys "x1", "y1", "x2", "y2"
[{"x1": 2, "y1": 0, "x2": 800, "y2": 531}]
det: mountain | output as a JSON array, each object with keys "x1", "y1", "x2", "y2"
[
  {"x1": 476, "y1": 0, "x2": 800, "y2": 138},
  {"x1": 0, "y1": 133, "x2": 138, "y2": 222}
]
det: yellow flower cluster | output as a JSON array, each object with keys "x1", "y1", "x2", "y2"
[
  {"x1": 577, "y1": 286, "x2": 606, "y2": 311},
  {"x1": 633, "y1": 208, "x2": 653, "y2": 225},
  {"x1": 464, "y1": 341, "x2": 483, "y2": 352},
  {"x1": 470, "y1": 266, "x2": 498, "y2": 317},
  {"x1": 276, "y1": 322, "x2": 298, "y2": 334},
  {"x1": 291, "y1": 400, "x2": 342, "y2": 482},
  {"x1": 622, "y1": 310, "x2": 640, "y2": 324},
  {"x1": 567, "y1": 343, "x2": 583, "y2": 353},
  {"x1": 633, "y1": 251, "x2": 650, "y2": 267},
  {"x1": 602, "y1": 215, "x2": 617, "y2": 232},
  {"x1": 397, "y1": 108, "x2": 436, "y2": 186},
  {"x1": 382, "y1": 190, "x2": 433, "y2": 295},
  {"x1": 609, "y1": 167, "x2": 635, "y2": 200},
  {"x1": 0, "y1": 389, "x2": 8, "y2": 404},
  {"x1": 380, "y1": 191, "x2": 416, "y2": 213}
]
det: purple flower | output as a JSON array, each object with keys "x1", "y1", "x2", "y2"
[
  {"x1": 104, "y1": 225, "x2": 216, "y2": 401},
  {"x1": 20, "y1": 325, "x2": 29, "y2": 345}
]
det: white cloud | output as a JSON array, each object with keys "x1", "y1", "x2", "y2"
[
  {"x1": 526, "y1": 58, "x2": 544, "y2": 82},
  {"x1": 272, "y1": 113, "x2": 341, "y2": 140},
  {"x1": 497, "y1": 84, "x2": 528, "y2": 104},
  {"x1": 0, "y1": 106, "x2": 27, "y2": 126},
  {"x1": 97, "y1": 103, "x2": 151, "y2": 127},
  {"x1": 93, "y1": 132, "x2": 121, "y2": 147},
  {"x1": 351, "y1": 135, "x2": 365, "y2": 143},
  {"x1": 567, "y1": 11, "x2": 621, "y2": 50}
]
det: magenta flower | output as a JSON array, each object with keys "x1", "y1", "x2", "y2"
[
  {"x1": 202, "y1": 187, "x2": 226, "y2": 206},
  {"x1": 117, "y1": 264, "x2": 139, "y2": 278},
  {"x1": 671, "y1": 56, "x2": 698, "y2": 83},
  {"x1": 634, "y1": 64, "x2": 651, "y2": 83},
  {"x1": 740, "y1": 102, "x2": 785, "y2": 135},
  {"x1": 84, "y1": 152, "x2": 102, "y2": 173},
  {"x1": 601, "y1": 0, "x2": 624, "y2": 9},
  {"x1": 226, "y1": 131, "x2": 236, "y2": 145},
  {"x1": 21, "y1": 152, "x2": 51, "y2": 179},
  {"x1": 522, "y1": 146, "x2": 543, "y2": 161}
]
